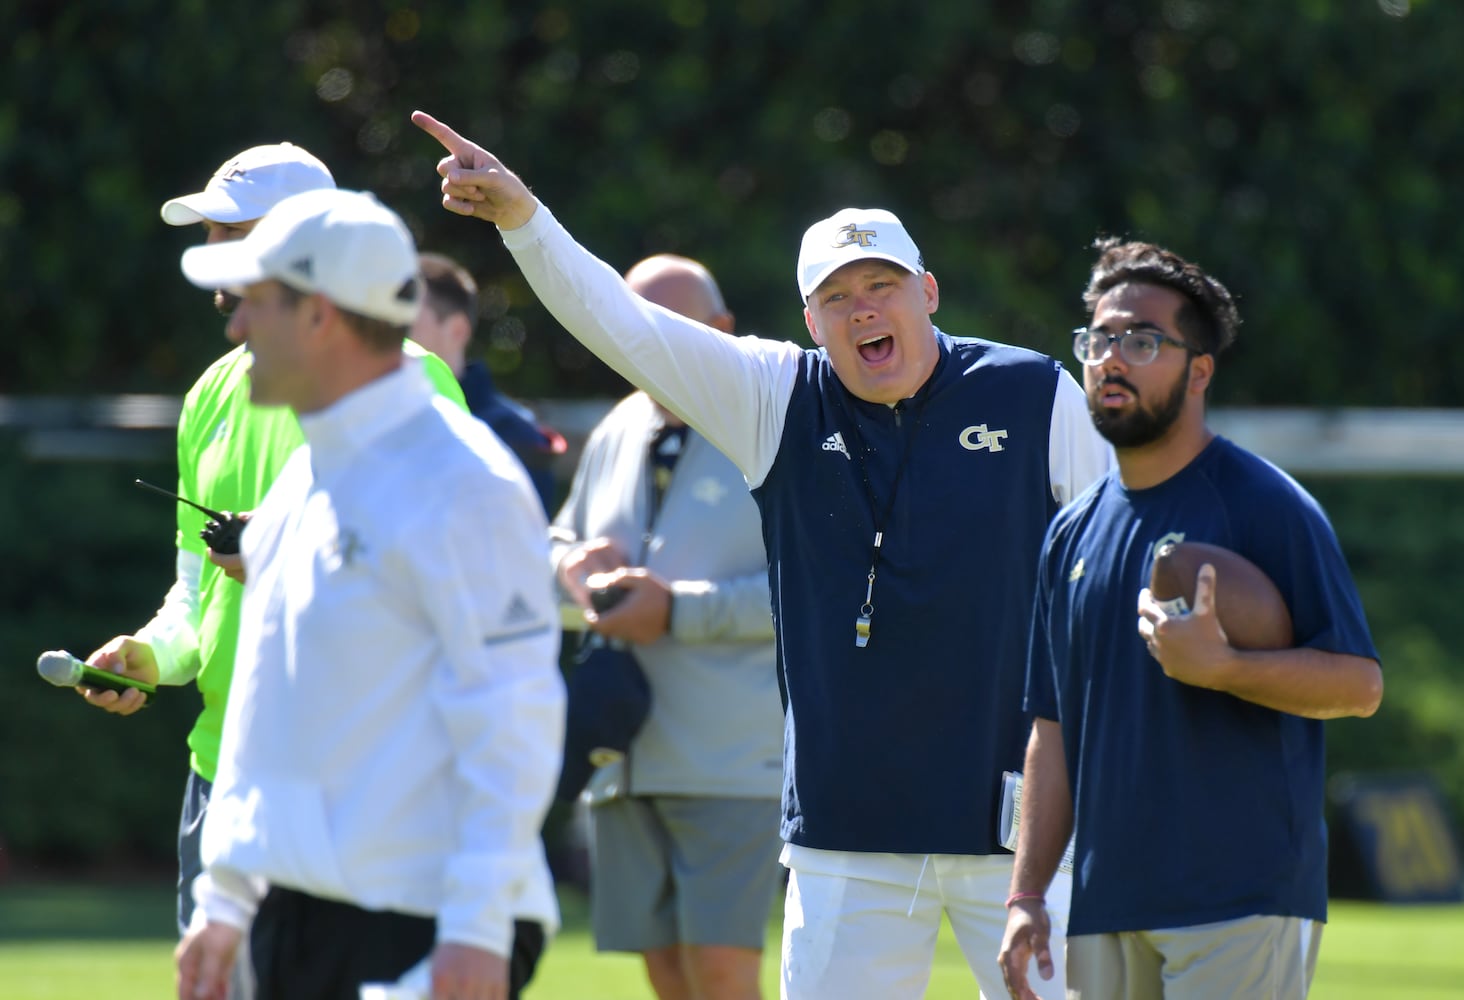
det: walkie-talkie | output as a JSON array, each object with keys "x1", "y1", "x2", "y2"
[{"x1": 134, "y1": 479, "x2": 246, "y2": 555}]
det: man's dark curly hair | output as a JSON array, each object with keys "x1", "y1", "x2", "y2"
[{"x1": 1082, "y1": 237, "x2": 1240, "y2": 356}]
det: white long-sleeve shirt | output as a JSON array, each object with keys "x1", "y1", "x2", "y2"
[
  {"x1": 193, "y1": 361, "x2": 565, "y2": 957},
  {"x1": 134, "y1": 548, "x2": 204, "y2": 684}
]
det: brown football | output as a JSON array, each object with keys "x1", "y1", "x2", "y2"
[{"x1": 1149, "y1": 541, "x2": 1294, "y2": 650}]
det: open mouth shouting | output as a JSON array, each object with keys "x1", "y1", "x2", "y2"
[{"x1": 857, "y1": 334, "x2": 895, "y2": 364}]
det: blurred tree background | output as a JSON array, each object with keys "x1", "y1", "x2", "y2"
[{"x1": 2, "y1": 0, "x2": 1460, "y2": 871}]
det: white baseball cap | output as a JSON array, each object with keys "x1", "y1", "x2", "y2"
[
  {"x1": 179, "y1": 189, "x2": 422, "y2": 326},
  {"x1": 796, "y1": 207, "x2": 925, "y2": 300},
  {"x1": 160, "y1": 142, "x2": 335, "y2": 226}
]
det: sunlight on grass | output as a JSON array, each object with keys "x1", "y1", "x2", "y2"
[
  {"x1": 2, "y1": 882, "x2": 1461, "y2": 999},
  {"x1": 1308, "y1": 900, "x2": 1464, "y2": 1000},
  {"x1": 0, "y1": 941, "x2": 176, "y2": 1000}
]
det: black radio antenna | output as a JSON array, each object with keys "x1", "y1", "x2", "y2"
[{"x1": 134, "y1": 479, "x2": 229, "y2": 522}]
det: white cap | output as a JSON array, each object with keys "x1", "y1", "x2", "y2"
[
  {"x1": 179, "y1": 189, "x2": 421, "y2": 326},
  {"x1": 796, "y1": 207, "x2": 924, "y2": 300},
  {"x1": 160, "y1": 142, "x2": 335, "y2": 226}
]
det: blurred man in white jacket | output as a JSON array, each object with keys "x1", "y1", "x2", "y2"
[{"x1": 173, "y1": 188, "x2": 565, "y2": 1000}]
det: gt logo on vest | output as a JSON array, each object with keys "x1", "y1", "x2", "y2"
[
  {"x1": 832, "y1": 223, "x2": 877, "y2": 248},
  {"x1": 959, "y1": 424, "x2": 1008, "y2": 452}
]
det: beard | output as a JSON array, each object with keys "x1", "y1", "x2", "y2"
[{"x1": 1089, "y1": 362, "x2": 1189, "y2": 448}]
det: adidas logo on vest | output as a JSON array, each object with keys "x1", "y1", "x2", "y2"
[{"x1": 822, "y1": 432, "x2": 851, "y2": 460}]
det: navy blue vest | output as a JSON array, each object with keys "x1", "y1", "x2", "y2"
[{"x1": 754, "y1": 332, "x2": 1061, "y2": 854}]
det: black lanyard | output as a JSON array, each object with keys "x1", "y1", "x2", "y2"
[
  {"x1": 833, "y1": 393, "x2": 924, "y2": 648},
  {"x1": 637, "y1": 420, "x2": 688, "y2": 562},
  {"x1": 586, "y1": 419, "x2": 686, "y2": 659}
]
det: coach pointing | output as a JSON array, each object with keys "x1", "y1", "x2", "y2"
[{"x1": 413, "y1": 111, "x2": 1111, "y2": 999}]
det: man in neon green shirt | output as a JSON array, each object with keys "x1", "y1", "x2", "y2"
[{"x1": 80, "y1": 144, "x2": 465, "y2": 949}]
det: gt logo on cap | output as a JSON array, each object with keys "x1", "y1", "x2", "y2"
[{"x1": 832, "y1": 223, "x2": 877, "y2": 249}]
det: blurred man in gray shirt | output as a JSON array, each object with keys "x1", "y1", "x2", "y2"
[{"x1": 552, "y1": 254, "x2": 783, "y2": 1000}]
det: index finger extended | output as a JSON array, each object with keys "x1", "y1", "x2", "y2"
[{"x1": 411, "y1": 110, "x2": 475, "y2": 160}]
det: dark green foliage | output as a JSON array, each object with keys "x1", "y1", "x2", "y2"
[
  {"x1": 1305, "y1": 476, "x2": 1464, "y2": 836},
  {"x1": 0, "y1": 441, "x2": 195, "y2": 865},
  {"x1": 3, "y1": 2, "x2": 1461, "y2": 400},
  {"x1": 1, "y1": 1, "x2": 1460, "y2": 863}
]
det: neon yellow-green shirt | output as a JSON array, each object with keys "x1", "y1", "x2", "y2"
[{"x1": 172, "y1": 342, "x2": 465, "y2": 781}]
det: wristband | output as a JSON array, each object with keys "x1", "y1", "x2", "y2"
[{"x1": 1005, "y1": 891, "x2": 1045, "y2": 908}]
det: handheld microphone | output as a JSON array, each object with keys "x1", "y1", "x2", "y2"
[{"x1": 37, "y1": 650, "x2": 157, "y2": 696}]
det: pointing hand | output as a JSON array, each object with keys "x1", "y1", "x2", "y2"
[{"x1": 411, "y1": 111, "x2": 537, "y2": 230}]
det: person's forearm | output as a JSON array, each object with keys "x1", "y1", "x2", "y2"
[
  {"x1": 669, "y1": 571, "x2": 775, "y2": 643},
  {"x1": 423, "y1": 488, "x2": 566, "y2": 950},
  {"x1": 1215, "y1": 648, "x2": 1382, "y2": 719},
  {"x1": 437, "y1": 662, "x2": 564, "y2": 953},
  {"x1": 190, "y1": 865, "x2": 264, "y2": 933},
  {"x1": 1010, "y1": 718, "x2": 1073, "y2": 898},
  {"x1": 133, "y1": 549, "x2": 203, "y2": 685},
  {"x1": 501, "y1": 205, "x2": 798, "y2": 485}
]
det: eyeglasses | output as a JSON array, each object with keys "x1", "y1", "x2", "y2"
[{"x1": 1072, "y1": 327, "x2": 1192, "y2": 367}]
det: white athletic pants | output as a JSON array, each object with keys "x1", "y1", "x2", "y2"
[{"x1": 780, "y1": 847, "x2": 1070, "y2": 1000}]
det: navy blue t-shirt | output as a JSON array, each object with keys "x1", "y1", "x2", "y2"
[{"x1": 1026, "y1": 436, "x2": 1377, "y2": 935}]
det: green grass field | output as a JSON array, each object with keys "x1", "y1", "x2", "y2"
[{"x1": 1, "y1": 881, "x2": 1461, "y2": 999}]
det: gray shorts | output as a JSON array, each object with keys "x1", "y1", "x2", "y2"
[
  {"x1": 1067, "y1": 914, "x2": 1323, "y2": 1000},
  {"x1": 589, "y1": 795, "x2": 783, "y2": 953}
]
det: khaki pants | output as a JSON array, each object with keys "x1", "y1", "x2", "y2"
[{"x1": 1067, "y1": 914, "x2": 1322, "y2": 1000}]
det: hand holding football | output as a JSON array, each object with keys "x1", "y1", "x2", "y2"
[{"x1": 1149, "y1": 541, "x2": 1294, "y2": 650}]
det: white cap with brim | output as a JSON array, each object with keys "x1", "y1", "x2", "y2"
[
  {"x1": 179, "y1": 188, "x2": 422, "y2": 327},
  {"x1": 796, "y1": 207, "x2": 925, "y2": 300},
  {"x1": 160, "y1": 142, "x2": 335, "y2": 226}
]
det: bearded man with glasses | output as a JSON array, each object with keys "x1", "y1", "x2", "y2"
[
  {"x1": 1070, "y1": 325, "x2": 1196, "y2": 448},
  {"x1": 999, "y1": 237, "x2": 1383, "y2": 1000}
]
